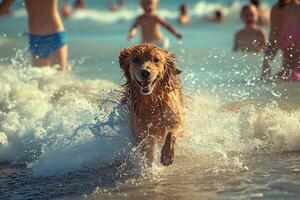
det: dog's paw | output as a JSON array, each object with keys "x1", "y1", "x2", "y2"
[{"x1": 160, "y1": 132, "x2": 175, "y2": 166}]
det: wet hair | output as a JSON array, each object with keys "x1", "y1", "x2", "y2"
[
  {"x1": 180, "y1": 4, "x2": 188, "y2": 14},
  {"x1": 241, "y1": 4, "x2": 253, "y2": 14},
  {"x1": 250, "y1": 0, "x2": 261, "y2": 7},
  {"x1": 141, "y1": 0, "x2": 159, "y2": 5}
]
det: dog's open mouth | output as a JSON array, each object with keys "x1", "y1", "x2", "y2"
[{"x1": 135, "y1": 77, "x2": 158, "y2": 95}]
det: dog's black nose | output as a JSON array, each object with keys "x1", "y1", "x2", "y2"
[{"x1": 141, "y1": 69, "x2": 150, "y2": 79}]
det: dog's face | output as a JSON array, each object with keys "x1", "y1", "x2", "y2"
[
  {"x1": 119, "y1": 44, "x2": 179, "y2": 95},
  {"x1": 127, "y1": 47, "x2": 165, "y2": 95}
]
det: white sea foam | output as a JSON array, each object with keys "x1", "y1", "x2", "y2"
[
  {"x1": 0, "y1": 64, "x2": 300, "y2": 177},
  {"x1": 0, "y1": 65, "x2": 134, "y2": 176},
  {"x1": 70, "y1": 2, "x2": 241, "y2": 23},
  {"x1": 71, "y1": 8, "x2": 140, "y2": 24},
  {"x1": 192, "y1": 1, "x2": 241, "y2": 17},
  {"x1": 12, "y1": 1, "x2": 242, "y2": 23}
]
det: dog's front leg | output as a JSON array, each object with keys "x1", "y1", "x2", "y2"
[{"x1": 160, "y1": 131, "x2": 176, "y2": 166}]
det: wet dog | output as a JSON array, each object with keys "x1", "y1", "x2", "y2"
[{"x1": 119, "y1": 44, "x2": 183, "y2": 166}]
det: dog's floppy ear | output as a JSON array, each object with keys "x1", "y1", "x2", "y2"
[
  {"x1": 165, "y1": 52, "x2": 181, "y2": 75},
  {"x1": 119, "y1": 47, "x2": 132, "y2": 83},
  {"x1": 163, "y1": 52, "x2": 182, "y2": 91}
]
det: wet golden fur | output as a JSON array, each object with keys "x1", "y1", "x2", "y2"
[{"x1": 119, "y1": 44, "x2": 183, "y2": 166}]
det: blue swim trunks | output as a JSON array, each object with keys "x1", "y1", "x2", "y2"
[{"x1": 29, "y1": 31, "x2": 68, "y2": 58}]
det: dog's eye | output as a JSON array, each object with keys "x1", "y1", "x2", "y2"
[
  {"x1": 132, "y1": 57, "x2": 140, "y2": 63},
  {"x1": 153, "y1": 57, "x2": 160, "y2": 63}
]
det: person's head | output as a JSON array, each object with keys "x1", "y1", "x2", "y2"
[
  {"x1": 180, "y1": 4, "x2": 189, "y2": 15},
  {"x1": 215, "y1": 9, "x2": 223, "y2": 20},
  {"x1": 240, "y1": 4, "x2": 258, "y2": 25},
  {"x1": 250, "y1": 0, "x2": 261, "y2": 8},
  {"x1": 141, "y1": 0, "x2": 159, "y2": 13}
]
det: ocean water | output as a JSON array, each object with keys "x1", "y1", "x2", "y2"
[{"x1": 1, "y1": 0, "x2": 300, "y2": 199}]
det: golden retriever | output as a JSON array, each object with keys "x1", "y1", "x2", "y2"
[{"x1": 119, "y1": 44, "x2": 183, "y2": 166}]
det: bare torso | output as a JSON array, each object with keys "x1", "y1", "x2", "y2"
[
  {"x1": 25, "y1": 0, "x2": 64, "y2": 35},
  {"x1": 139, "y1": 14, "x2": 164, "y2": 43},
  {"x1": 178, "y1": 15, "x2": 191, "y2": 25},
  {"x1": 235, "y1": 27, "x2": 266, "y2": 52}
]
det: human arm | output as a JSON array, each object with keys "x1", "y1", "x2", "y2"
[
  {"x1": 258, "y1": 29, "x2": 268, "y2": 52},
  {"x1": 128, "y1": 16, "x2": 141, "y2": 41},
  {"x1": 156, "y1": 16, "x2": 182, "y2": 39},
  {"x1": 233, "y1": 32, "x2": 240, "y2": 52}
]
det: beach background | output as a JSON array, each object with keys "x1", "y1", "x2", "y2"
[{"x1": 1, "y1": 0, "x2": 300, "y2": 199}]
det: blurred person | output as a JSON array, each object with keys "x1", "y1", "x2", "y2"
[
  {"x1": 205, "y1": 9, "x2": 224, "y2": 23},
  {"x1": 61, "y1": 1, "x2": 73, "y2": 19},
  {"x1": 178, "y1": 4, "x2": 191, "y2": 25},
  {"x1": 261, "y1": 0, "x2": 300, "y2": 81},
  {"x1": 0, "y1": 0, "x2": 69, "y2": 71},
  {"x1": 74, "y1": 0, "x2": 86, "y2": 10},
  {"x1": 128, "y1": 0, "x2": 182, "y2": 49},
  {"x1": 233, "y1": 4, "x2": 267, "y2": 52},
  {"x1": 109, "y1": 0, "x2": 125, "y2": 12},
  {"x1": 250, "y1": 0, "x2": 270, "y2": 26}
]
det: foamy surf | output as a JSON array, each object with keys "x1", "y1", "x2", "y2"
[
  {"x1": 0, "y1": 65, "x2": 134, "y2": 176},
  {"x1": 11, "y1": 1, "x2": 244, "y2": 24},
  {"x1": 1, "y1": 65, "x2": 300, "y2": 178}
]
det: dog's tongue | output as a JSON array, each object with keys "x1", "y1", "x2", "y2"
[{"x1": 141, "y1": 81, "x2": 151, "y2": 88}]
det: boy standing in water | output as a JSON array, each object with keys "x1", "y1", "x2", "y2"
[
  {"x1": 0, "y1": 0, "x2": 68, "y2": 71},
  {"x1": 233, "y1": 4, "x2": 267, "y2": 52},
  {"x1": 128, "y1": 0, "x2": 182, "y2": 49}
]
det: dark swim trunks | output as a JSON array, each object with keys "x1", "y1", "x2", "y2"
[{"x1": 29, "y1": 31, "x2": 68, "y2": 58}]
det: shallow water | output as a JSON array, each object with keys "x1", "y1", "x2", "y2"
[{"x1": 1, "y1": 0, "x2": 300, "y2": 199}]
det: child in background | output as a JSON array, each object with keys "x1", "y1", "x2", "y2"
[
  {"x1": 178, "y1": 4, "x2": 191, "y2": 25},
  {"x1": 109, "y1": 0, "x2": 125, "y2": 12},
  {"x1": 74, "y1": 0, "x2": 86, "y2": 10},
  {"x1": 61, "y1": 1, "x2": 73, "y2": 19},
  {"x1": 233, "y1": 4, "x2": 267, "y2": 52},
  {"x1": 205, "y1": 9, "x2": 224, "y2": 23},
  {"x1": 128, "y1": 0, "x2": 182, "y2": 49}
]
